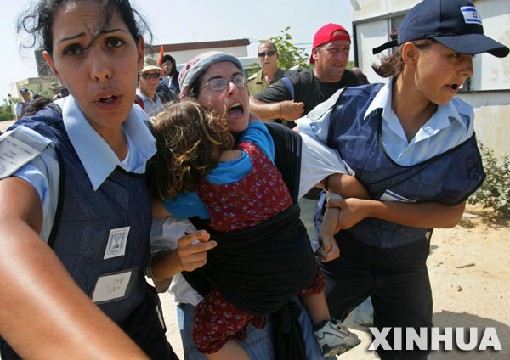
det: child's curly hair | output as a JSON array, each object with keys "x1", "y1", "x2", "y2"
[{"x1": 147, "y1": 100, "x2": 234, "y2": 200}]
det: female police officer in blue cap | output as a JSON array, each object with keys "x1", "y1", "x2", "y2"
[{"x1": 296, "y1": 0, "x2": 508, "y2": 358}]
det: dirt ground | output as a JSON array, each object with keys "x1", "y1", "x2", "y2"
[{"x1": 160, "y1": 203, "x2": 510, "y2": 359}]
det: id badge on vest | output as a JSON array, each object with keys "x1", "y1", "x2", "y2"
[
  {"x1": 92, "y1": 226, "x2": 133, "y2": 303},
  {"x1": 104, "y1": 226, "x2": 130, "y2": 259}
]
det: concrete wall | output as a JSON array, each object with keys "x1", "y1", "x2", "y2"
[
  {"x1": 459, "y1": 92, "x2": 510, "y2": 158},
  {"x1": 9, "y1": 76, "x2": 56, "y2": 100},
  {"x1": 351, "y1": 0, "x2": 413, "y2": 21}
]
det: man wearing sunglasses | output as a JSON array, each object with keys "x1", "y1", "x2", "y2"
[
  {"x1": 250, "y1": 24, "x2": 367, "y2": 126},
  {"x1": 246, "y1": 41, "x2": 286, "y2": 97},
  {"x1": 136, "y1": 64, "x2": 165, "y2": 116}
]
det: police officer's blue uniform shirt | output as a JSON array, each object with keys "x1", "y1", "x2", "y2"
[
  {"x1": 5, "y1": 95, "x2": 156, "y2": 241},
  {"x1": 296, "y1": 77, "x2": 475, "y2": 167},
  {"x1": 299, "y1": 79, "x2": 483, "y2": 249}
]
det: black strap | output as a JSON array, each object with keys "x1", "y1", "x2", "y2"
[
  {"x1": 373, "y1": 39, "x2": 398, "y2": 54},
  {"x1": 47, "y1": 147, "x2": 65, "y2": 249},
  {"x1": 281, "y1": 77, "x2": 295, "y2": 99},
  {"x1": 272, "y1": 301, "x2": 307, "y2": 360},
  {"x1": 185, "y1": 204, "x2": 315, "y2": 315},
  {"x1": 264, "y1": 122, "x2": 302, "y2": 204}
]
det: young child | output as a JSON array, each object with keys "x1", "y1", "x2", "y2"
[{"x1": 148, "y1": 100, "x2": 364, "y2": 358}]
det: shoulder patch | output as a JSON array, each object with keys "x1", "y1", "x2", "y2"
[
  {"x1": 247, "y1": 73, "x2": 258, "y2": 82},
  {"x1": 0, "y1": 127, "x2": 50, "y2": 179}
]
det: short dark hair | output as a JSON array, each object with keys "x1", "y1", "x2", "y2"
[
  {"x1": 161, "y1": 54, "x2": 175, "y2": 65},
  {"x1": 161, "y1": 54, "x2": 178, "y2": 76}
]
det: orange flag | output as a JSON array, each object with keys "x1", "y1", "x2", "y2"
[{"x1": 157, "y1": 45, "x2": 164, "y2": 66}]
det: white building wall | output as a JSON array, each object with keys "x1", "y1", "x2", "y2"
[
  {"x1": 351, "y1": 0, "x2": 414, "y2": 21},
  {"x1": 355, "y1": 20, "x2": 390, "y2": 84},
  {"x1": 470, "y1": 0, "x2": 510, "y2": 91},
  {"x1": 459, "y1": 92, "x2": 510, "y2": 158}
]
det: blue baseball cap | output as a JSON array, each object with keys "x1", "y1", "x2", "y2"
[{"x1": 373, "y1": 0, "x2": 509, "y2": 58}]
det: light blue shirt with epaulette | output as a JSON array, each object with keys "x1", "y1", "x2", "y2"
[
  {"x1": 296, "y1": 77, "x2": 475, "y2": 166},
  {"x1": 0, "y1": 95, "x2": 156, "y2": 241}
]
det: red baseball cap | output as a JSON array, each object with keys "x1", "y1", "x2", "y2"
[{"x1": 310, "y1": 23, "x2": 351, "y2": 64}]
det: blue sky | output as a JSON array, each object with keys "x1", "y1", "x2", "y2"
[{"x1": 1, "y1": 0, "x2": 353, "y2": 97}]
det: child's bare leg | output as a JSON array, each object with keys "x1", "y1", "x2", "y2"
[
  {"x1": 301, "y1": 291, "x2": 330, "y2": 325},
  {"x1": 302, "y1": 237, "x2": 361, "y2": 356},
  {"x1": 206, "y1": 340, "x2": 251, "y2": 360},
  {"x1": 318, "y1": 204, "x2": 340, "y2": 262}
]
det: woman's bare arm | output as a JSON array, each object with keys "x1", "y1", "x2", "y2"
[
  {"x1": 0, "y1": 177, "x2": 147, "y2": 359},
  {"x1": 328, "y1": 198, "x2": 466, "y2": 231},
  {"x1": 326, "y1": 173, "x2": 370, "y2": 199}
]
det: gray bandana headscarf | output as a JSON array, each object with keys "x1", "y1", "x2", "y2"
[{"x1": 178, "y1": 51, "x2": 244, "y2": 100}]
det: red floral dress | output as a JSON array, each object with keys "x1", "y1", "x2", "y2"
[
  {"x1": 197, "y1": 141, "x2": 292, "y2": 231},
  {"x1": 192, "y1": 141, "x2": 325, "y2": 354}
]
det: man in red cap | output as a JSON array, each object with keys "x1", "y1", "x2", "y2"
[
  {"x1": 251, "y1": 23, "x2": 368, "y2": 201},
  {"x1": 250, "y1": 23, "x2": 367, "y2": 124}
]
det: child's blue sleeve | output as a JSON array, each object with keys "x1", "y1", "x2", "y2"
[
  {"x1": 161, "y1": 192, "x2": 210, "y2": 220},
  {"x1": 241, "y1": 121, "x2": 275, "y2": 163}
]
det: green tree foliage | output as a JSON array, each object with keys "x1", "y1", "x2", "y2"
[
  {"x1": 468, "y1": 143, "x2": 510, "y2": 219},
  {"x1": 262, "y1": 27, "x2": 311, "y2": 71},
  {"x1": 0, "y1": 99, "x2": 14, "y2": 121}
]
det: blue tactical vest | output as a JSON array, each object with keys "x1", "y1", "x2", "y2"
[
  {"x1": 13, "y1": 108, "x2": 152, "y2": 322},
  {"x1": 321, "y1": 84, "x2": 485, "y2": 249}
]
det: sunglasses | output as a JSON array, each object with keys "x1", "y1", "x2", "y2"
[
  {"x1": 140, "y1": 72, "x2": 161, "y2": 80},
  {"x1": 257, "y1": 50, "x2": 277, "y2": 58}
]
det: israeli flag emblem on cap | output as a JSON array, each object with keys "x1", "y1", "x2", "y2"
[{"x1": 461, "y1": 6, "x2": 482, "y2": 25}]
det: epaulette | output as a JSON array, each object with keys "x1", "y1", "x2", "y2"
[{"x1": 0, "y1": 127, "x2": 51, "y2": 179}]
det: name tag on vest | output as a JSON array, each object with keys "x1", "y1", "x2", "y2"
[{"x1": 92, "y1": 269, "x2": 134, "y2": 303}]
